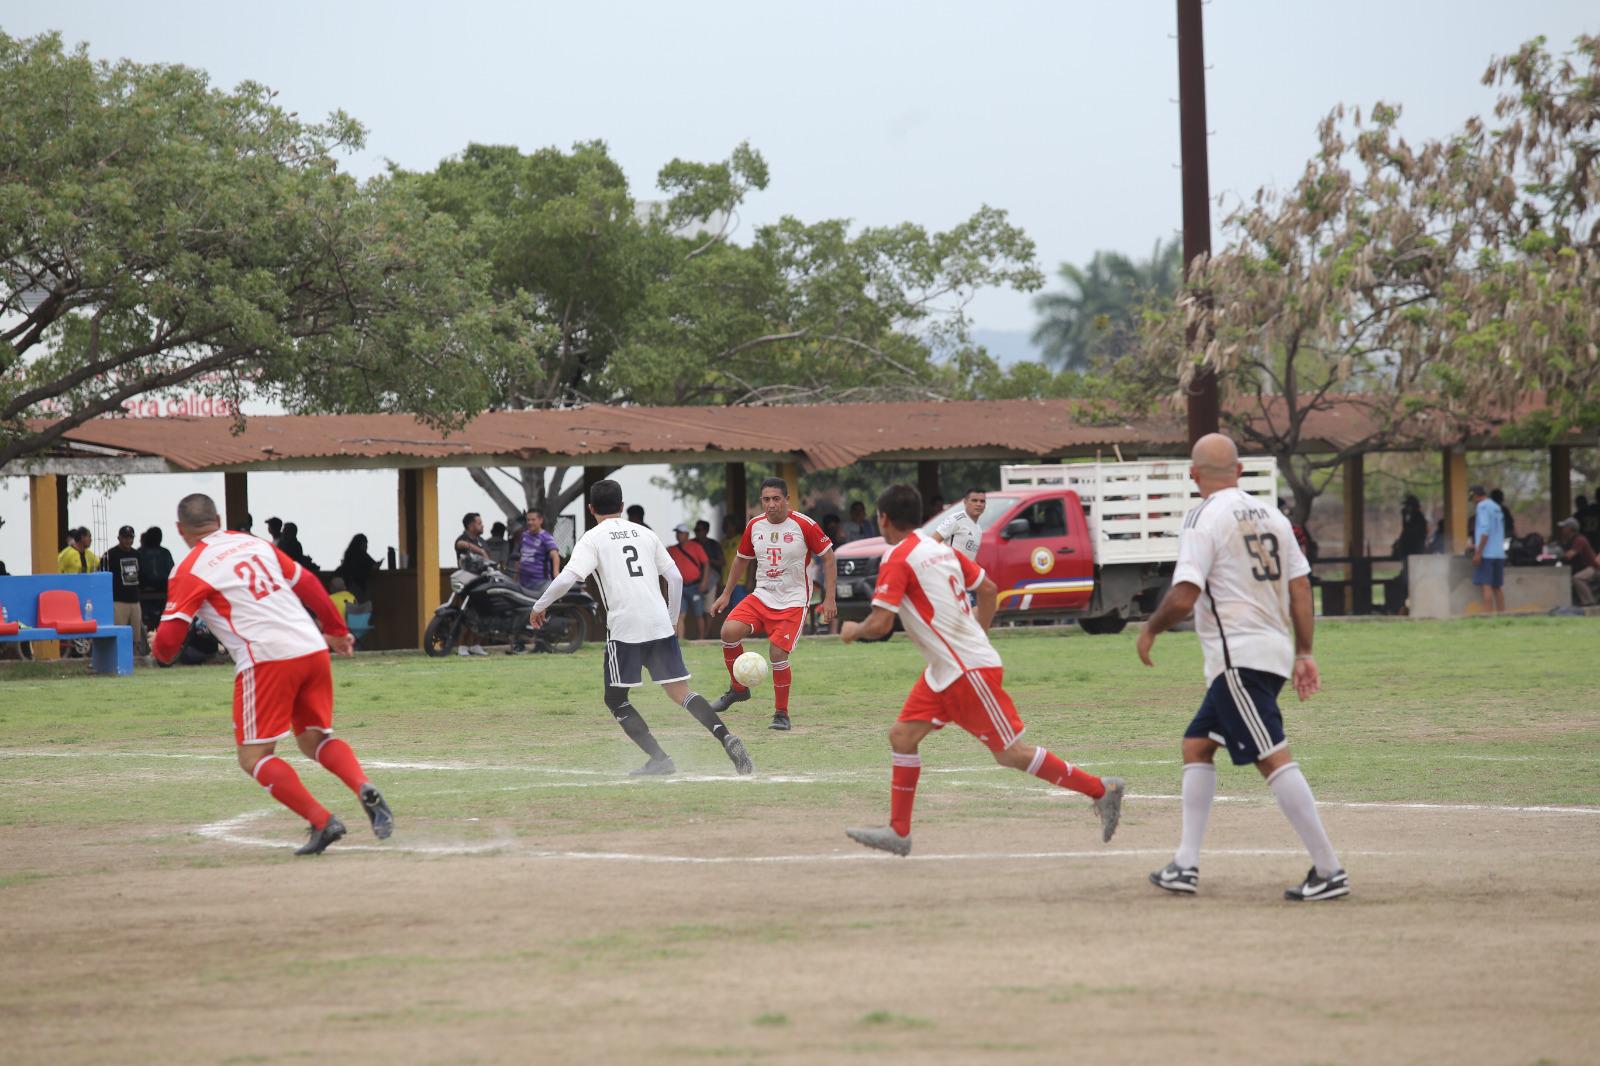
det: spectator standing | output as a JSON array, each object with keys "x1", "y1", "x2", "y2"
[
  {"x1": 1490, "y1": 488, "x2": 1517, "y2": 540},
  {"x1": 265, "y1": 516, "x2": 284, "y2": 544},
  {"x1": 719, "y1": 514, "x2": 748, "y2": 612},
  {"x1": 277, "y1": 522, "x2": 306, "y2": 564},
  {"x1": 335, "y1": 534, "x2": 380, "y2": 603},
  {"x1": 626, "y1": 504, "x2": 649, "y2": 529},
  {"x1": 1277, "y1": 498, "x2": 1317, "y2": 564},
  {"x1": 453, "y1": 513, "x2": 489, "y2": 657},
  {"x1": 1577, "y1": 492, "x2": 1600, "y2": 543},
  {"x1": 1471, "y1": 485, "x2": 1506, "y2": 614},
  {"x1": 1554, "y1": 518, "x2": 1598, "y2": 606},
  {"x1": 694, "y1": 519, "x2": 723, "y2": 594},
  {"x1": 1390, "y1": 494, "x2": 1430, "y2": 615},
  {"x1": 237, "y1": 513, "x2": 254, "y2": 536},
  {"x1": 99, "y1": 525, "x2": 146, "y2": 652},
  {"x1": 668, "y1": 523, "x2": 713, "y2": 640},
  {"x1": 486, "y1": 522, "x2": 512, "y2": 569},
  {"x1": 137, "y1": 527, "x2": 176, "y2": 632},
  {"x1": 517, "y1": 508, "x2": 561, "y2": 593},
  {"x1": 57, "y1": 528, "x2": 98, "y2": 574},
  {"x1": 846, "y1": 501, "x2": 876, "y2": 543}
]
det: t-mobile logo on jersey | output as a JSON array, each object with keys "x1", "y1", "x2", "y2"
[{"x1": 765, "y1": 547, "x2": 783, "y2": 566}]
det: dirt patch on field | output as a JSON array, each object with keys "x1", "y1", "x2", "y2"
[{"x1": 5, "y1": 799, "x2": 1599, "y2": 1064}]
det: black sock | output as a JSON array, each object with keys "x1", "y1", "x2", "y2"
[
  {"x1": 610, "y1": 702, "x2": 666, "y2": 759},
  {"x1": 682, "y1": 692, "x2": 730, "y2": 742}
]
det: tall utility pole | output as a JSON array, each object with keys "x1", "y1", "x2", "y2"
[{"x1": 1177, "y1": 0, "x2": 1217, "y2": 444}]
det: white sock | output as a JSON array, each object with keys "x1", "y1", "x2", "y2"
[
  {"x1": 1174, "y1": 762, "x2": 1216, "y2": 869},
  {"x1": 1267, "y1": 762, "x2": 1341, "y2": 878}
]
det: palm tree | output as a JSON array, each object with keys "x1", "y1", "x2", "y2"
[{"x1": 1032, "y1": 238, "x2": 1182, "y2": 371}]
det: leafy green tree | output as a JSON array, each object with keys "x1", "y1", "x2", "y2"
[
  {"x1": 1031, "y1": 239, "x2": 1181, "y2": 372},
  {"x1": 0, "y1": 32, "x2": 498, "y2": 469}
]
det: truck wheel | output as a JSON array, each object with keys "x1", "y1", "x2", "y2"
[{"x1": 1077, "y1": 613, "x2": 1128, "y2": 636}]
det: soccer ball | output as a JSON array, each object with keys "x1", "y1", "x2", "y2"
[{"x1": 732, "y1": 651, "x2": 769, "y2": 688}]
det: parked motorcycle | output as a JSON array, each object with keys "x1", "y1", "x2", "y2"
[{"x1": 423, "y1": 557, "x2": 594, "y2": 657}]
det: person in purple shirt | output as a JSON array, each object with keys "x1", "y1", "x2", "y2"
[{"x1": 518, "y1": 507, "x2": 562, "y2": 592}]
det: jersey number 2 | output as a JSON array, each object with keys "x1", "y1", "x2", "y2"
[
  {"x1": 622, "y1": 545, "x2": 643, "y2": 578},
  {"x1": 234, "y1": 558, "x2": 282, "y2": 601},
  {"x1": 1243, "y1": 533, "x2": 1282, "y2": 581}
]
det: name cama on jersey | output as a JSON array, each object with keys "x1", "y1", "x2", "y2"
[
  {"x1": 564, "y1": 518, "x2": 677, "y2": 645},
  {"x1": 1172, "y1": 486, "x2": 1312, "y2": 686}
]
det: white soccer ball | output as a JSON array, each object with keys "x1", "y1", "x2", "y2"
[{"x1": 732, "y1": 651, "x2": 770, "y2": 688}]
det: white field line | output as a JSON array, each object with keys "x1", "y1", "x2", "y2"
[{"x1": 197, "y1": 810, "x2": 1415, "y2": 864}]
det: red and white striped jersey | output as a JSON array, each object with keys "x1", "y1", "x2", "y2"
[
  {"x1": 737, "y1": 511, "x2": 833, "y2": 611},
  {"x1": 162, "y1": 531, "x2": 328, "y2": 672},
  {"x1": 871, "y1": 532, "x2": 1000, "y2": 691}
]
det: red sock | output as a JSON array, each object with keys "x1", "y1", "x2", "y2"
[
  {"x1": 252, "y1": 755, "x2": 331, "y2": 828},
  {"x1": 771, "y1": 660, "x2": 791, "y2": 713},
  {"x1": 722, "y1": 641, "x2": 747, "y2": 693},
  {"x1": 1027, "y1": 748, "x2": 1104, "y2": 799},
  {"x1": 890, "y1": 753, "x2": 921, "y2": 836},
  {"x1": 314, "y1": 735, "x2": 368, "y2": 796}
]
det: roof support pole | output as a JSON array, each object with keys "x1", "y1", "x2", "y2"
[
  {"x1": 1342, "y1": 454, "x2": 1369, "y2": 613},
  {"x1": 917, "y1": 461, "x2": 940, "y2": 516},
  {"x1": 1550, "y1": 445, "x2": 1572, "y2": 528},
  {"x1": 224, "y1": 472, "x2": 249, "y2": 533},
  {"x1": 28, "y1": 475, "x2": 62, "y2": 659},
  {"x1": 582, "y1": 467, "x2": 607, "y2": 530},
  {"x1": 1442, "y1": 448, "x2": 1469, "y2": 554},
  {"x1": 1178, "y1": 0, "x2": 1218, "y2": 444},
  {"x1": 724, "y1": 462, "x2": 746, "y2": 526},
  {"x1": 411, "y1": 468, "x2": 439, "y2": 650},
  {"x1": 778, "y1": 461, "x2": 801, "y2": 512}
]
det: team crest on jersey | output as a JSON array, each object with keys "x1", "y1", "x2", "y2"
[
  {"x1": 783, "y1": 532, "x2": 795, "y2": 543},
  {"x1": 1030, "y1": 546, "x2": 1054, "y2": 574}
]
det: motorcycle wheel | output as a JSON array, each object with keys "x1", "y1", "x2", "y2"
[
  {"x1": 547, "y1": 607, "x2": 588, "y2": 654},
  {"x1": 423, "y1": 615, "x2": 459, "y2": 657}
]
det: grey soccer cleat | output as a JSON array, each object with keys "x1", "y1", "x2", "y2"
[
  {"x1": 1093, "y1": 776, "x2": 1125, "y2": 842},
  {"x1": 768, "y1": 713, "x2": 791, "y2": 731},
  {"x1": 628, "y1": 755, "x2": 676, "y2": 776},
  {"x1": 295, "y1": 815, "x2": 347, "y2": 856},
  {"x1": 1149, "y1": 861, "x2": 1199, "y2": 894},
  {"x1": 723, "y1": 734, "x2": 754, "y2": 775},
  {"x1": 359, "y1": 783, "x2": 393, "y2": 840},
  {"x1": 846, "y1": 825, "x2": 911, "y2": 857},
  {"x1": 709, "y1": 686, "x2": 751, "y2": 714},
  {"x1": 1284, "y1": 866, "x2": 1349, "y2": 902}
]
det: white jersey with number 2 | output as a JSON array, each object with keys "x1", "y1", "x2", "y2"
[
  {"x1": 1172, "y1": 486, "x2": 1311, "y2": 685},
  {"x1": 563, "y1": 518, "x2": 676, "y2": 644}
]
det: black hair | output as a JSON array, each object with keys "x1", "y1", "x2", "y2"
[
  {"x1": 490, "y1": 521, "x2": 507, "y2": 537},
  {"x1": 759, "y1": 477, "x2": 788, "y2": 496},
  {"x1": 1490, "y1": 488, "x2": 1505, "y2": 504},
  {"x1": 591, "y1": 479, "x2": 624, "y2": 515},
  {"x1": 462, "y1": 512, "x2": 480, "y2": 529},
  {"x1": 525, "y1": 505, "x2": 544, "y2": 517},
  {"x1": 140, "y1": 526, "x2": 163, "y2": 548},
  {"x1": 876, "y1": 484, "x2": 922, "y2": 531},
  {"x1": 625, "y1": 503, "x2": 645, "y2": 519},
  {"x1": 694, "y1": 519, "x2": 710, "y2": 533},
  {"x1": 963, "y1": 487, "x2": 986, "y2": 498}
]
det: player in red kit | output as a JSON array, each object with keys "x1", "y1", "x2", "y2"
[
  {"x1": 151, "y1": 493, "x2": 392, "y2": 855},
  {"x1": 840, "y1": 483, "x2": 1125, "y2": 855},
  {"x1": 709, "y1": 476, "x2": 836, "y2": 730}
]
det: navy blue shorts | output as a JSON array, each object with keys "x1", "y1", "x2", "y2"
[
  {"x1": 1185, "y1": 667, "x2": 1288, "y2": 765},
  {"x1": 1473, "y1": 557, "x2": 1505, "y2": 588},
  {"x1": 604, "y1": 636, "x2": 690, "y2": 688}
]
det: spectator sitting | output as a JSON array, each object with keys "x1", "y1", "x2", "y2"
[
  {"x1": 336, "y1": 533, "x2": 380, "y2": 602},
  {"x1": 1555, "y1": 517, "x2": 1598, "y2": 606},
  {"x1": 137, "y1": 526, "x2": 176, "y2": 632},
  {"x1": 1578, "y1": 492, "x2": 1600, "y2": 542},
  {"x1": 455, "y1": 512, "x2": 489, "y2": 567},
  {"x1": 846, "y1": 500, "x2": 875, "y2": 542},
  {"x1": 1427, "y1": 510, "x2": 1447, "y2": 554},
  {"x1": 328, "y1": 576, "x2": 357, "y2": 619},
  {"x1": 486, "y1": 521, "x2": 512, "y2": 569},
  {"x1": 100, "y1": 524, "x2": 147, "y2": 653},
  {"x1": 57, "y1": 527, "x2": 98, "y2": 574},
  {"x1": 626, "y1": 504, "x2": 649, "y2": 528},
  {"x1": 668, "y1": 523, "x2": 713, "y2": 640}
]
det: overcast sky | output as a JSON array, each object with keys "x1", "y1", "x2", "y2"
[{"x1": 8, "y1": 0, "x2": 1596, "y2": 336}]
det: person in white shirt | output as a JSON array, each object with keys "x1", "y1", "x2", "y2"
[
  {"x1": 1136, "y1": 433, "x2": 1347, "y2": 902},
  {"x1": 931, "y1": 487, "x2": 986, "y2": 561},
  {"x1": 837, "y1": 483, "x2": 1124, "y2": 856},
  {"x1": 529, "y1": 479, "x2": 752, "y2": 777}
]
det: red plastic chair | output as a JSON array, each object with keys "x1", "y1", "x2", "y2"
[
  {"x1": 0, "y1": 621, "x2": 19, "y2": 636},
  {"x1": 37, "y1": 590, "x2": 99, "y2": 635}
]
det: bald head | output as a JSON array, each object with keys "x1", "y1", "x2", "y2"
[{"x1": 1190, "y1": 433, "x2": 1242, "y2": 494}]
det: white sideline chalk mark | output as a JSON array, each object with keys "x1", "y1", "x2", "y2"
[{"x1": 196, "y1": 810, "x2": 507, "y2": 856}]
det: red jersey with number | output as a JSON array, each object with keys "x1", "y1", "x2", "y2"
[
  {"x1": 162, "y1": 531, "x2": 329, "y2": 672},
  {"x1": 871, "y1": 531, "x2": 1000, "y2": 692},
  {"x1": 737, "y1": 511, "x2": 833, "y2": 611}
]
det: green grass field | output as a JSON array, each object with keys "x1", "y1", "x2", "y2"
[{"x1": 4, "y1": 618, "x2": 1599, "y2": 1065}]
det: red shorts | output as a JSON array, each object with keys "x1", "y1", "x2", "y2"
[
  {"x1": 727, "y1": 595, "x2": 805, "y2": 652},
  {"x1": 233, "y1": 651, "x2": 334, "y2": 746},
  {"x1": 898, "y1": 667, "x2": 1026, "y2": 753}
]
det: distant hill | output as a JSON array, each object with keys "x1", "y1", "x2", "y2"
[{"x1": 970, "y1": 327, "x2": 1044, "y2": 367}]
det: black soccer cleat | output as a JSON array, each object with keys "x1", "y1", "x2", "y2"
[
  {"x1": 295, "y1": 815, "x2": 347, "y2": 856},
  {"x1": 628, "y1": 755, "x2": 676, "y2": 776},
  {"x1": 709, "y1": 686, "x2": 751, "y2": 714},
  {"x1": 722, "y1": 734, "x2": 754, "y2": 775},
  {"x1": 768, "y1": 713, "x2": 791, "y2": 731},
  {"x1": 359, "y1": 783, "x2": 393, "y2": 840},
  {"x1": 1149, "y1": 862, "x2": 1199, "y2": 895},
  {"x1": 1284, "y1": 866, "x2": 1349, "y2": 902}
]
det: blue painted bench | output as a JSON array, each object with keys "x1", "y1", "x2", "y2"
[{"x1": 0, "y1": 573, "x2": 136, "y2": 676}]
